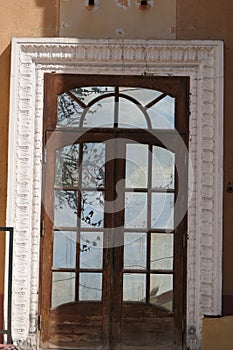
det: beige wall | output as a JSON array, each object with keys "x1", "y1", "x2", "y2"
[
  {"x1": 60, "y1": 0, "x2": 176, "y2": 39},
  {"x1": 0, "y1": 0, "x2": 59, "y2": 327},
  {"x1": 203, "y1": 316, "x2": 233, "y2": 349}
]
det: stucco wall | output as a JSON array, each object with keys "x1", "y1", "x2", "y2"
[
  {"x1": 60, "y1": 0, "x2": 176, "y2": 39},
  {"x1": 203, "y1": 316, "x2": 233, "y2": 349}
]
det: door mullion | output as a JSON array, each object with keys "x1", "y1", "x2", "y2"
[
  {"x1": 75, "y1": 143, "x2": 83, "y2": 301},
  {"x1": 102, "y1": 136, "x2": 116, "y2": 349},
  {"x1": 111, "y1": 137, "x2": 126, "y2": 348}
]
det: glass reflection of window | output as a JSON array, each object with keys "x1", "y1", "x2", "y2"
[
  {"x1": 123, "y1": 142, "x2": 175, "y2": 312},
  {"x1": 54, "y1": 85, "x2": 176, "y2": 311},
  {"x1": 57, "y1": 87, "x2": 175, "y2": 129},
  {"x1": 52, "y1": 141, "x2": 106, "y2": 307}
]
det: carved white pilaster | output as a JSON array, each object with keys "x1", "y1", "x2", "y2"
[{"x1": 7, "y1": 38, "x2": 223, "y2": 349}]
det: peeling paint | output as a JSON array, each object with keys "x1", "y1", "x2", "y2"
[
  {"x1": 115, "y1": 0, "x2": 130, "y2": 10},
  {"x1": 170, "y1": 25, "x2": 176, "y2": 33},
  {"x1": 116, "y1": 28, "x2": 125, "y2": 36},
  {"x1": 60, "y1": 21, "x2": 70, "y2": 29},
  {"x1": 84, "y1": 0, "x2": 100, "y2": 12}
]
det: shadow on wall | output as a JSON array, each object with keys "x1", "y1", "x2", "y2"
[{"x1": 35, "y1": 0, "x2": 60, "y2": 36}]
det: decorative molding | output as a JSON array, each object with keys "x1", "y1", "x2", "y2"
[{"x1": 7, "y1": 38, "x2": 223, "y2": 349}]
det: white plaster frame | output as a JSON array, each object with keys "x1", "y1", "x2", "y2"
[{"x1": 6, "y1": 38, "x2": 223, "y2": 349}]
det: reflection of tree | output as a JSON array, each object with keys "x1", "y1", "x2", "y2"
[
  {"x1": 55, "y1": 143, "x2": 105, "y2": 228},
  {"x1": 56, "y1": 145, "x2": 79, "y2": 186},
  {"x1": 80, "y1": 234, "x2": 101, "y2": 252},
  {"x1": 57, "y1": 87, "x2": 109, "y2": 127}
]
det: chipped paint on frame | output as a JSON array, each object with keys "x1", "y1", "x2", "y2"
[{"x1": 115, "y1": 0, "x2": 131, "y2": 10}]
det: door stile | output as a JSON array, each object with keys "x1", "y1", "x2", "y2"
[{"x1": 40, "y1": 132, "x2": 57, "y2": 347}]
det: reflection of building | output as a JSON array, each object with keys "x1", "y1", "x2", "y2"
[
  {"x1": 150, "y1": 289, "x2": 173, "y2": 312},
  {"x1": 0, "y1": 1, "x2": 232, "y2": 349}
]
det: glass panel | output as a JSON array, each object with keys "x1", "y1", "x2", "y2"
[
  {"x1": 53, "y1": 231, "x2": 76, "y2": 268},
  {"x1": 52, "y1": 272, "x2": 75, "y2": 308},
  {"x1": 83, "y1": 97, "x2": 114, "y2": 127},
  {"x1": 70, "y1": 86, "x2": 114, "y2": 106},
  {"x1": 118, "y1": 98, "x2": 147, "y2": 128},
  {"x1": 80, "y1": 232, "x2": 103, "y2": 269},
  {"x1": 150, "y1": 274, "x2": 173, "y2": 312},
  {"x1": 152, "y1": 146, "x2": 175, "y2": 189},
  {"x1": 80, "y1": 191, "x2": 104, "y2": 228},
  {"x1": 57, "y1": 93, "x2": 82, "y2": 127},
  {"x1": 151, "y1": 233, "x2": 174, "y2": 270},
  {"x1": 147, "y1": 95, "x2": 175, "y2": 129},
  {"x1": 126, "y1": 144, "x2": 148, "y2": 188},
  {"x1": 81, "y1": 143, "x2": 105, "y2": 188},
  {"x1": 54, "y1": 190, "x2": 77, "y2": 227},
  {"x1": 123, "y1": 273, "x2": 146, "y2": 302},
  {"x1": 55, "y1": 144, "x2": 79, "y2": 187},
  {"x1": 124, "y1": 232, "x2": 147, "y2": 270},
  {"x1": 125, "y1": 192, "x2": 147, "y2": 228},
  {"x1": 151, "y1": 193, "x2": 174, "y2": 230},
  {"x1": 79, "y1": 273, "x2": 102, "y2": 301},
  {"x1": 119, "y1": 87, "x2": 162, "y2": 106}
]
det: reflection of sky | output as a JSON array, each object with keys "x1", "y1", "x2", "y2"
[
  {"x1": 119, "y1": 87, "x2": 161, "y2": 105},
  {"x1": 148, "y1": 96, "x2": 175, "y2": 129},
  {"x1": 58, "y1": 87, "x2": 175, "y2": 129},
  {"x1": 118, "y1": 98, "x2": 148, "y2": 128},
  {"x1": 84, "y1": 97, "x2": 114, "y2": 127}
]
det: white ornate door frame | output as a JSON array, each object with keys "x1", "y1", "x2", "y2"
[{"x1": 6, "y1": 38, "x2": 223, "y2": 349}]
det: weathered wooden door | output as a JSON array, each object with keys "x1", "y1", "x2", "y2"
[{"x1": 39, "y1": 75, "x2": 189, "y2": 349}]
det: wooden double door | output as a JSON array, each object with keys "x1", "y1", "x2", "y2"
[{"x1": 39, "y1": 74, "x2": 189, "y2": 349}]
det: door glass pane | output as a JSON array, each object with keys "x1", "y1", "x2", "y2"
[
  {"x1": 70, "y1": 86, "x2": 114, "y2": 106},
  {"x1": 57, "y1": 93, "x2": 82, "y2": 127},
  {"x1": 151, "y1": 193, "x2": 174, "y2": 230},
  {"x1": 152, "y1": 146, "x2": 175, "y2": 189},
  {"x1": 54, "y1": 190, "x2": 77, "y2": 227},
  {"x1": 52, "y1": 272, "x2": 75, "y2": 308},
  {"x1": 83, "y1": 97, "x2": 114, "y2": 128},
  {"x1": 80, "y1": 191, "x2": 104, "y2": 228},
  {"x1": 53, "y1": 231, "x2": 76, "y2": 268},
  {"x1": 125, "y1": 192, "x2": 147, "y2": 228},
  {"x1": 56, "y1": 144, "x2": 79, "y2": 187},
  {"x1": 79, "y1": 273, "x2": 102, "y2": 301},
  {"x1": 80, "y1": 232, "x2": 103, "y2": 269},
  {"x1": 126, "y1": 144, "x2": 148, "y2": 188},
  {"x1": 123, "y1": 273, "x2": 146, "y2": 302},
  {"x1": 124, "y1": 232, "x2": 147, "y2": 270},
  {"x1": 150, "y1": 274, "x2": 173, "y2": 312},
  {"x1": 151, "y1": 233, "x2": 174, "y2": 270},
  {"x1": 119, "y1": 87, "x2": 162, "y2": 106},
  {"x1": 118, "y1": 98, "x2": 147, "y2": 128},
  {"x1": 81, "y1": 143, "x2": 105, "y2": 188},
  {"x1": 147, "y1": 95, "x2": 175, "y2": 129}
]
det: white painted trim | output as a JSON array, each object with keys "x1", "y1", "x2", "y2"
[{"x1": 6, "y1": 38, "x2": 224, "y2": 349}]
